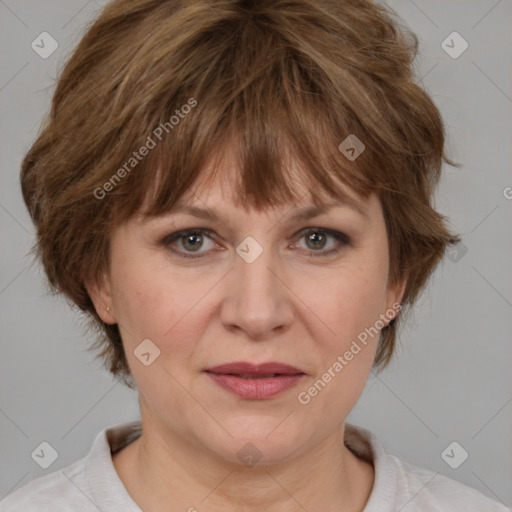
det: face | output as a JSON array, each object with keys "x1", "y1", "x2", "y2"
[{"x1": 90, "y1": 151, "x2": 404, "y2": 466}]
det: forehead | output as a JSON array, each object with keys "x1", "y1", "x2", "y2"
[
  {"x1": 144, "y1": 173, "x2": 375, "y2": 233},
  {"x1": 175, "y1": 145, "x2": 366, "y2": 212},
  {"x1": 137, "y1": 131, "x2": 376, "y2": 226}
]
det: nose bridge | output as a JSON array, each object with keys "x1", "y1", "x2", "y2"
[
  {"x1": 220, "y1": 235, "x2": 294, "y2": 338},
  {"x1": 237, "y1": 237, "x2": 275, "y2": 294}
]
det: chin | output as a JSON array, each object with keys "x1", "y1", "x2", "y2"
[{"x1": 204, "y1": 415, "x2": 309, "y2": 466}]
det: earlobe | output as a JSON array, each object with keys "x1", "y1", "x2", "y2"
[
  {"x1": 86, "y1": 274, "x2": 116, "y2": 324},
  {"x1": 385, "y1": 278, "x2": 407, "y2": 324}
]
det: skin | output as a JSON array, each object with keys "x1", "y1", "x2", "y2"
[{"x1": 88, "y1": 149, "x2": 406, "y2": 512}]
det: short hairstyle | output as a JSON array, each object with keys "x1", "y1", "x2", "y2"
[{"x1": 21, "y1": 0, "x2": 460, "y2": 389}]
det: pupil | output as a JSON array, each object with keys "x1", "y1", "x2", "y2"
[
  {"x1": 181, "y1": 232, "x2": 326, "y2": 252},
  {"x1": 183, "y1": 233, "x2": 202, "y2": 251},
  {"x1": 307, "y1": 232, "x2": 325, "y2": 250}
]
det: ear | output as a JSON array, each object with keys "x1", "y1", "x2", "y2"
[
  {"x1": 86, "y1": 272, "x2": 117, "y2": 324},
  {"x1": 384, "y1": 277, "x2": 407, "y2": 324}
]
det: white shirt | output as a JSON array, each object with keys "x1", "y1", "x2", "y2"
[{"x1": 0, "y1": 420, "x2": 508, "y2": 511}]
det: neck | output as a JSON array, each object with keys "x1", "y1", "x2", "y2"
[{"x1": 113, "y1": 418, "x2": 374, "y2": 512}]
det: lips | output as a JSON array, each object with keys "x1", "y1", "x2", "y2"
[
  {"x1": 204, "y1": 362, "x2": 305, "y2": 400},
  {"x1": 205, "y1": 361, "x2": 304, "y2": 376}
]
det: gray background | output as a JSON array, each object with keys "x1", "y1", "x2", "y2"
[{"x1": 1, "y1": 0, "x2": 511, "y2": 507}]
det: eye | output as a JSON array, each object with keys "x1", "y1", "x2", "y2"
[
  {"x1": 160, "y1": 229, "x2": 218, "y2": 259},
  {"x1": 160, "y1": 227, "x2": 350, "y2": 259},
  {"x1": 292, "y1": 228, "x2": 350, "y2": 257}
]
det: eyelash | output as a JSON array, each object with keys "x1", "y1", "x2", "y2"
[{"x1": 160, "y1": 228, "x2": 351, "y2": 260}]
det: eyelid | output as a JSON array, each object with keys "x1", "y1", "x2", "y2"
[
  {"x1": 159, "y1": 228, "x2": 218, "y2": 253},
  {"x1": 160, "y1": 226, "x2": 351, "y2": 260},
  {"x1": 295, "y1": 226, "x2": 351, "y2": 245},
  {"x1": 291, "y1": 227, "x2": 351, "y2": 257}
]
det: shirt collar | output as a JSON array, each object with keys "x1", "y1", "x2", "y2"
[{"x1": 85, "y1": 420, "x2": 397, "y2": 512}]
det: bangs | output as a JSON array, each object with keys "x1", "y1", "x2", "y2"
[
  {"x1": 137, "y1": 104, "x2": 374, "y2": 222},
  {"x1": 105, "y1": 15, "x2": 385, "y2": 225}
]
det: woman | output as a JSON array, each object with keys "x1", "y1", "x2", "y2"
[{"x1": 1, "y1": 0, "x2": 507, "y2": 510}]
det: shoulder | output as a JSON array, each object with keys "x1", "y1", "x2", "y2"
[
  {"x1": 389, "y1": 453, "x2": 510, "y2": 511},
  {"x1": 344, "y1": 424, "x2": 509, "y2": 512},
  {"x1": 0, "y1": 458, "x2": 95, "y2": 512},
  {"x1": 0, "y1": 421, "x2": 142, "y2": 512}
]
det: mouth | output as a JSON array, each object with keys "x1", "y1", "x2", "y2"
[
  {"x1": 224, "y1": 373, "x2": 286, "y2": 379},
  {"x1": 204, "y1": 362, "x2": 305, "y2": 400}
]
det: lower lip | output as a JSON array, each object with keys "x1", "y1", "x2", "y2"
[{"x1": 206, "y1": 372, "x2": 304, "y2": 400}]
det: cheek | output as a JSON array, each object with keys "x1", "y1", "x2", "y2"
[
  {"x1": 295, "y1": 257, "x2": 389, "y2": 414},
  {"x1": 302, "y1": 256, "x2": 388, "y2": 347},
  {"x1": 109, "y1": 254, "x2": 216, "y2": 354}
]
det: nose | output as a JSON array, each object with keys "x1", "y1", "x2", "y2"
[{"x1": 219, "y1": 243, "x2": 295, "y2": 340}]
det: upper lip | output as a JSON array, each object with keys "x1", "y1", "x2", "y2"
[{"x1": 205, "y1": 362, "x2": 304, "y2": 375}]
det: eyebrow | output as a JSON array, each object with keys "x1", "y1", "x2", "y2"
[{"x1": 158, "y1": 198, "x2": 368, "y2": 224}]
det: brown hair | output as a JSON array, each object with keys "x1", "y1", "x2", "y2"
[{"x1": 21, "y1": 0, "x2": 460, "y2": 389}]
